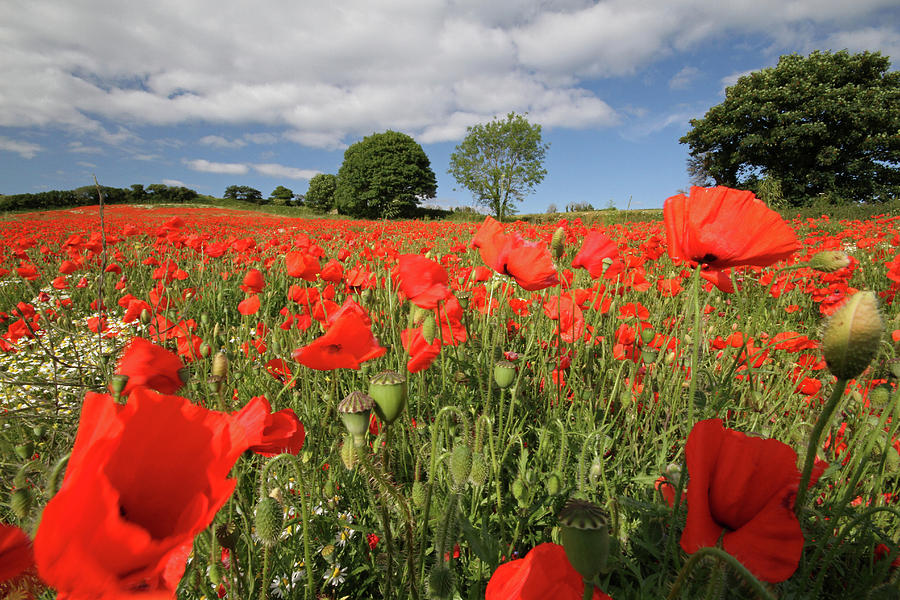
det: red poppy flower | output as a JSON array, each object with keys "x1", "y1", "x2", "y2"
[
  {"x1": 397, "y1": 254, "x2": 451, "y2": 309},
  {"x1": 245, "y1": 396, "x2": 306, "y2": 457},
  {"x1": 486, "y1": 543, "x2": 612, "y2": 600},
  {"x1": 115, "y1": 337, "x2": 185, "y2": 396},
  {"x1": 472, "y1": 217, "x2": 559, "y2": 291},
  {"x1": 401, "y1": 326, "x2": 442, "y2": 373},
  {"x1": 0, "y1": 523, "x2": 34, "y2": 584},
  {"x1": 664, "y1": 186, "x2": 799, "y2": 270},
  {"x1": 572, "y1": 231, "x2": 624, "y2": 279},
  {"x1": 33, "y1": 388, "x2": 269, "y2": 598},
  {"x1": 285, "y1": 251, "x2": 320, "y2": 281},
  {"x1": 237, "y1": 294, "x2": 261, "y2": 316},
  {"x1": 292, "y1": 311, "x2": 386, "y2": 370},
  {"x1": 240, "y1": 268, "x2": 265, "y2": 293},
  {"x1": 680, "y1": 419, "x2": 823, "y2": 583}
]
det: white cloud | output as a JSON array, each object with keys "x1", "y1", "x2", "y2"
[
  {"x1": 252, "y1": 163, "x2": 319, "y2": 180},
  {"x1": 162, "y1": 178, "x2": 185, "y2": 187},
  {"x1": 669, "y1": 66, "x2": 700, "y2": 90},
  {"x1": 0, "y1": 0, "x2": 897, "y2": 150},
  {"x1": 184, "y1": 158, "x2": 249, "y2": 175},
  {"x1": 68, "y1": 141, "x2": 103, "y2": 154},
  {"x1": 0, "y1": 136, "x2": 41, "y2": 158}
]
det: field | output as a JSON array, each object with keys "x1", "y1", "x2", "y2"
[{"x1": 1, "y1": 193, "x2": 899, "y2": 599}]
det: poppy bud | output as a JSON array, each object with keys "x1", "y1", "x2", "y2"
[
  {"x1": 14, "y1": 441, "x2": 33, "y2": 460},
  {"x1": 139, "y1": 308, "x2": 152, "y2": 325},
  {"x1": 428, "y1": 563, "x2": 456, "y2": 600},
  {"x1": 469, "y1": 454, "x2": 488, "y2": 487},
  {"x1": 822, "y1": 291, "x2": 883, "y2": 380},
  {"x1": 338, "y1": 391, "x2": 374, "y2": 446},
  {"x1": 340, "y1": 436, "x2": 357, "y2": 470},
  {"x1": 493, "y1": 360, "x2": 516, "y2": 389},
  {"x1": 546, "y1": 471, "x2": 562, "y2": 496},
  {"x1": 664, "y1": 463, "x2": 682, "y2": 487},
  {"x1": 254, "y1": 496, "x2": 283, "y2": 545},
  {"x1": 422, "y1": 316, "x2": 437, "y2": 344},
  {"x1": 808, "y1": 250, "x2": 850, "y2": 273},
  {"x1": 558, "y1": 498, "x2": 610, "y2": 580},
  {"x1": 200, "y1": 342, "x2": 212, "y2": 358},
  {"x1": 11, "y1": 487, "x2": 32, "y2": 519},
  {"x1": 410, "y1": 305, "x2": 427, "y2": 326},
  {"x1": 208, "y1": 561, "x2": 224, "y2": 585},
  {"x1": 369, "y1": 371, "x2": 407, "y2": 426},
  {"x1": 110, "y1": 373, "x2": 129, "y2": 397},
  {"x1": 550, "y1": 227, "x2": 566, "y2": 260},
  {"x1": 640, "y1": 327, "x2": 655, "y2": 345},
  {"x1": 411, "y1": 481, "x2": 427, "y2": 508},
  {"x1": 13, "y1": 467, "x2": 27, "y2": 488},
  {"x1": 449, "y1": 444, "x2": 472, "y2": 489},
  {"x1": 212, "y1": 351, "x2": 229, "y2": 379}
]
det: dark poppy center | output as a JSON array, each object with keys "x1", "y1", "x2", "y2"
[{"x1": 693, "y1": 253, "x2": 718, "y2": 264}]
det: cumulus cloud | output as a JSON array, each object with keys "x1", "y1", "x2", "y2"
[
  {"x1": 162, "y1": 178, "x2": 185, "y2": 187},
  {"x1": 0, "y1": 136, "x2": 41, "y2": 158},
  {"x1": 0, "y1": 0, "x2": 897, "y2": 151},
  {"x1": 184, "y1": 158, "x2": 249, "y2": 175},
  {"x1": 669, "y1": 66, "x2": 700, "y2": 90},
  {"x1": 252, "y1": 163, "x2": 319, "y2": 180}
]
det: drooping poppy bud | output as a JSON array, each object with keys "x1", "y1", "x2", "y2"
[
  {"x1": 808, "y1": 250, "x2": 850, "y2": 273},
  {"x1": 822, "y1": 291, "x2": 883, "y2": 380},
  {"x1": 449, "y1": 444, "x2": 472, "y2": 489},
  {"x1": 254, "y1": 496, "x2": 283, "y2": 545},
  {"x1": 550, "y1": 227, "x2": 566, "y2": 260}
]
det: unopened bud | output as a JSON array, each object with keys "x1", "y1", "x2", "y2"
[
  {"x1": 254, "y1": 496, "x2": 283, "y2": 545},
  {"x1": 340, "y1": 437, "x2": 357, "y2": 470},
  {"x1": 212, "y1": 351, "x2": 229, "y2": 378},
  {"x1": 139, "y1": 308, "x2": 152, "y2": 325},
  {"x1": 822, "y1": 291, "x2": 883, "y2": 380},
  {"x1": 411, "y1": 481, "x2": 427, "y2": 508},
  {"x1": 10, "y1": 488, "x2": 32, "y2": 519},
  {"x1": 809, "y1": 250, "x2": 850, "y2": 273},
  {"x1": 428, "y1": 563, "x2": 456, "y2": 600},
  {"x1": 550, "y1": 227, "x2": 566, "y2": 260},
  {"x1": 422, "y1": 316, "x2": 436, "y2": 344},
  {"x1": 546, "y1": 472, "x2": 562, "y2": 496},
  {"x1": 449, "y1": 444, "x2": 472, "y2": 489},
  {"x1": 469, "y1": 454, "x2": 488, "y2": 487}
]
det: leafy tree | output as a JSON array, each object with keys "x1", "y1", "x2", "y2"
[
  {"x1": 681, "y1": 50, "x2": 900, "y2": 205},
  {"x1": 269, "y1": 185, "x2": 294, "y2": 205},
  {"x1": 335, "y1": 131, "x2": 437, "y2": 219},
  {"x1": 223, "y1": 185, "x2": 263, "y2": 203},
  {"x1": 305, "y1": 173, "x2": 338, "y2": 213},
  {"x1": 448, "y1": 112, "x2": 549, "y2": 221}
]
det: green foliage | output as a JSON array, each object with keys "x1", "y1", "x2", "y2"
[
  {"x1": 269, "y1": 185, "x2": 295, "y2": 205},
  {"x1": 448, "y1": 112, "x2": 549, "y2": 221},
  {"x1": 223, "y1": 185, "x2": 264, "y2": 204},
  {"x1": 334, "y1": 131, "x2": 437, "y2": 219},
  {"x1": 305, "y1": 173, "x2": 338, "y2": 213},
  {"x1": 681, "y1": 50, "x2": 900, "y2": 206},
  {"x1": 0, "y1": 183, "x2": 197, "y2": 212}
]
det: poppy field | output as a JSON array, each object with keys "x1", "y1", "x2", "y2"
[{"x1": 1, "y1": 187, "x2": 900, "y2": 599}]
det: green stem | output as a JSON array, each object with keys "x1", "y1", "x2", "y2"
[
  {"x1": 796, "y1": 378, "x2": 848, "y2": 511},
  {"x1": 666, "y1": 547, "x2": 775, "y2": 600},
  {"x1": 582, "y1": 578, "x2": 594, "y2": 600},
  {"x1": 686, "y1": 266, "x2": 702, "y2": 425}
]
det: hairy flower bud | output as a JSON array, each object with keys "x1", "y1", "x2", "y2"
[
  {"x1": 422, "y1": 316, "x2": 437, "y2": 344},
  {"x1": 255, "y1": 496, "x2": 283, "y2": 545},
  {"x1": 411, "y1": 481, "x2": 427, "y2": 509},
  {"x1": 822, "y1": 291, "x2": 883, "y2": 380},
  {"x1": 428, "y1": 563, "x2": 456, "y2": 600},
  {"x1": 550, "y1": 227, "x2": 566, "y2": 260},
  {"x1": 10, "y1": 487, "x2": 32, "y2": 519},
  {"x1": 469, "y1": 454, "x2": 488, "y2": 487},
  {"x1": 449, "y1": 444, "x2": 472, "y2": 489},
  {"x1": 808, "y1": 250, "x2": 850, "y2": 273}
]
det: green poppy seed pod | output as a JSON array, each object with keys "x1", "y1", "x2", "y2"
[
  {"x1": 664, "y1": 463, "x2": 682, "y2": 487},
  {"x1": 546, "y1": 472, "x2": 562, "y2": 496},
  {"x1": 493, "y1": 360, "x2": 516, "y2": 389},
  {"x1": 449, "y1": 444, "x2": 472, "y2": 489},
  {"x1": 212, "y1": 351, "x2": 229, "y2": 379},
  {"x1": 338, "y1": 391, "x2": 374, "y2": 445},
  {"x1": 110, "y1": 373, "x2": 129, "y2": 395},
  {"x1": 869, "y1": 384, "x2": 893, "y2": 412},
  {"x1": 369, "y1": 370, "x2": 407, "y2": 425},
  {"x1": 640, "y1": 327, "x2": 655, "y2": 345},
  {"x1": 822, "y1": 291, "x2": 883, "y2": 380},
  {"x1": 809, "y1": 250, "x2": 851, "y2": 273},
  {"x1": 10, "y1": 487, "x2": 32, "y2": 519},
  {"x1": 200, "y1": 312, "x2": 211, "y2": 328},
  {"x1": 422, "y1": 316, "x2": 437, "y2": 344},
  {"x1": 199, "y1": 342, "x2": 212, "y2": 358},
  {"x1": 411, "y1": 481, "x2": 427, "y2": 509},
  {"x1": 254, "y1": 496, "x2": 283, "y2": 545},
  {"x1": 428, "y1": 563, "x2": 456, "y2": 600},
  {"x1": 469, "y1": 454, "x2": 488, "y2": 487},
  {"x1": 550, "y1": 227, "x2": 566, "y2": 260},
  {"x1": 215, "y1": 521, "x2": 238, "y2": 551},
  {"x1": 558, "y1": 498, "x2": 610, "y2": 580},
  {"x1": 456, "y1": 291, "x2": 470, "y2": 309}
]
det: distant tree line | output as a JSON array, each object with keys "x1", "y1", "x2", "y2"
[{"x1": 0, "y1": 183, "x2": 199, "y2": 212}]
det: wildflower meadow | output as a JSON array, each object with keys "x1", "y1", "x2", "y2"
[{"x1": 2, "y1": 186, "x2": 899, "y2": 599}]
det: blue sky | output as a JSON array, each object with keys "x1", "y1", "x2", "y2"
[{"x1": 1, "y1": 1, "x2": 898, "y2": 213}]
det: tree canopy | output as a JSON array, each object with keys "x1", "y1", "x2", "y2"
[
  {"x1": 269, "y1": 185, "x2": 294, "y2": 204},
  {"x1": 448, "y1": 112, "x2": 549, "y2": 221},
  {"x1": 305, "y1": 173, "x2": 338, "y2": 213},
  {"x1": 334, "y1": 131, "x2": 437, "y2": 219},
  {"x1": 223, "y1": 185, "x2": 263, "y2": 204},
  {"x1": 681, "y1": 50, "x2": 900, "y2": 205}
]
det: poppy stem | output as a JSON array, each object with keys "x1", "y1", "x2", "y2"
[
  {"x1": 666, "y1": 547, "x2": 775, "y2": 600},
  {"x1": 686, "y1": 266, "x2": 702, "y2": 425},
  {"x1": 796, "y1": 377, "x2": 848, "y2": 511},
  {"x1": 582, "y1": 578, "x2": 594, "y2": 600}
]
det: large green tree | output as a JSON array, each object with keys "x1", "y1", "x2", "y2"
[
  {"x1": 448, "y1": 112, "x2": 549, "y2": 221},
  {"x1": 269, "y1": 185, "x2": 295, "y2": 205},
  {"x1": 223, "y1": 185, "x2": 264, "y2": 204},
  {"x1": 334, "y1": 131, "x2": 437, "y2": 219},
  {"x1": 681, "y1": 50, "x2": 900, "y2": 205},
  {"x1": 305, "y1": 173, "x2": 338, "y2": 213}
]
